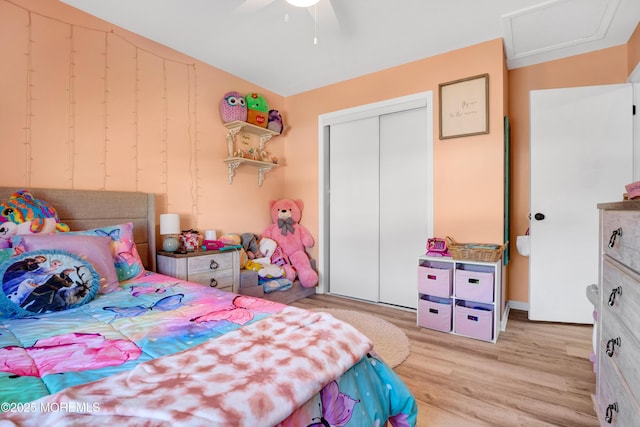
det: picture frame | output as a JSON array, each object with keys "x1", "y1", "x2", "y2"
[{"x1": 439, "y1": 73, "x2": 489, "y2": 139}]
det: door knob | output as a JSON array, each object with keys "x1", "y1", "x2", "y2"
[{"x1": 534, "y1": 213, "x2": 545, "y2": 221}]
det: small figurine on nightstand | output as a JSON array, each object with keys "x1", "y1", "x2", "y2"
[{"x1": 180, "y1": 229, "x2": 201, "y2": 252}]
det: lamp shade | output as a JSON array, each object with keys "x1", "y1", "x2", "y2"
[{"x1": 160, "y1": 213, "x2": 180, "y2": 235}]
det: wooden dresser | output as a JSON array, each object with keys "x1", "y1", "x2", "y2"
[{"x1": 594, "y1": 200, "x2": 640, "y2": 425}]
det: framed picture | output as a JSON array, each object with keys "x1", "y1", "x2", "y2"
[{"x1": 439, "y1": 73, "x2": 489, "y2": 139}]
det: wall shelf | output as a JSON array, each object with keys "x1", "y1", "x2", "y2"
[
  {"x1": 224, "y1": 121, "x2": 279, "y2": 155},
  {"x1": 223, "y1": 121, "x2": 280, "y2": 186},
  {"x1": 224, "y1": 157, "x2": 278, "y2": 187}
]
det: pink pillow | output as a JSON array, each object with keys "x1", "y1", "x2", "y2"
[
  {"x1": 17, "y1": 234, "x2": 120, "y2": 294},
  {"x1": 64, "y1": 223, "x2": 145, "y2": 281}
]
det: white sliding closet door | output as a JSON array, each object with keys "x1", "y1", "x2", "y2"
[
  {"x1": 327, "y1": 101, "x2": 432, "y2": 309},
  {"x1": 379, "y1": 107, "x2": 430, "y2": 308},
  {"x1": 329, "y1": 117, "x2": 380, "y2": 302}
]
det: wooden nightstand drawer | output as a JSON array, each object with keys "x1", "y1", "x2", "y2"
[
  {"x1": 189, "y1": 269, "x2": 234, "y2": 290},
  {"x1": 156, "y1": 250, "x2": 239, "y2": 293},
  {"x1": 188, "y1": 253, "x2": 235, "y2": 274}
]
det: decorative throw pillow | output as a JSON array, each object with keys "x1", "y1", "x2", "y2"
[
  {"x1": 0, "y1": 249, "x2": 100, "y2": 318},
  {"x1": 15, "y1": 234, "x2": 120, "y2": 294},
  {"x1": 64, "y1": 223, "x2": 145, "y2": 281}
]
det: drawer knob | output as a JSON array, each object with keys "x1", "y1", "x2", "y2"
[
  {"x1": 608, "y1": 286, "x2": 622, "y2": 307},
  {"x1": 209, "y1": 278, "x2": 218, "y2": 287},
  {"x1": 210, "y1": 260, "x2": 219, "y2": 270},
  {"x1": 605, "y1": 402, "x2": 618, "y2": 424},
  {"x1": 606, "y1": 337, "x2": 621, "y2": 357},
  {"x1": 608, "y1": 227, "x2": 622, "y2": 248}
]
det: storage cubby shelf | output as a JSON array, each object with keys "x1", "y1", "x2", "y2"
[{"x1": 417, "y1": 255, "x2": 505, "y2": 343}]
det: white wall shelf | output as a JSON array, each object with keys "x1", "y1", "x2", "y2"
[
  {"x1": 223, "y1": 157, "x2": 278, "y2": 186},
  {"x1": 223, "y1": 121, "x2": 280, "y2": 186}
]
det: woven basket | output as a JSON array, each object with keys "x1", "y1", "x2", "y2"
[{"x1": 445, "y1": 236, "x2": 507, "y2": 263}]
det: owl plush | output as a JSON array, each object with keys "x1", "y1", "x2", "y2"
[
  {"x1": 219, "y1": 91, "x2": 247, "y2": 123},
  {"x1": 245, "y1": 92, "x2": 269, "y2": 128},
  {"x1": 267, "y1": 110, "x2": 284, "y2": 134}
]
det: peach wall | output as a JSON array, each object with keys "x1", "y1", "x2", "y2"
[
  {"x1": 286, "y1": 39, "x2": 507, "y2": 265},
  {"x1": 0, "y1": 0, "x2": 287, "y2": 240},
  {"x1": 507, "y1": 46, "x2": 629, "y2": 302},
  {"x1": 628, "y1": 23, "x2": 640, "y2": 77},
  {"x1": 4, "y1": 0, "x2": 637, "y2": 304}
]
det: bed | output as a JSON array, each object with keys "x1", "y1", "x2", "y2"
[{"x1": 0, "y1": 187, "x2": 417, "y2": 426}]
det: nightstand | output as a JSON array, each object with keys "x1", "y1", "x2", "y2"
[{"x1": 157, "y1": 249, "x2": 240, "y2": 293}]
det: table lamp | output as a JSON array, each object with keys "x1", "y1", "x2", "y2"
[{"x1": 160, "y1": 213, "x2": 180, "y2": 252}]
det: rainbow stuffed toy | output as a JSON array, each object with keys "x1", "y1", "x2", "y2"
[{"x1": 0, "y1": 190, "x2": 70, "y2": 249}]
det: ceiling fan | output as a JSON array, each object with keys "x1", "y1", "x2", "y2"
[{"x1": 234, "y1": 0, "x2": 341, "y2": 37}]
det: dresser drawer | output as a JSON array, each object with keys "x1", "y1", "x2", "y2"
[
  {"x1": 602, "y1": 259, "x2": 640, "y2": 341},
  {"x1": 187, "y1": 252, "x2": 234, "y2": 274},
  {"x1": 596, "y1": 356, "x2": 640, "y2": 426},
  {"x1": 603, "y1": 210, "x2": 640, "y2": 272},
  {"x1": 189, "y1": 268, "x2": 234, "y2": 290},
  {"x1": 601, "y1": 309, "x2": 640, "y2": 403}
]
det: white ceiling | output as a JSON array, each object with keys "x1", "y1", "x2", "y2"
[{"x1": 59, "y1": 0, "x2": 640, "y2": 97}]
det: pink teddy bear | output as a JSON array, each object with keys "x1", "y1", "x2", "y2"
[{"x1": 261, "y1": 199, "x2": 318, "y2": 288}]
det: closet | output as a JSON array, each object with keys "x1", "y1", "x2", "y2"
[{"x1": 322, "y1": 93, "x2": 433, "y2": 309}]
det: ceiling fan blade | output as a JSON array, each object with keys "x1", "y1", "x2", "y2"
[{"x1": 234, "y1": 0, "x2": 277, "y2": 15}]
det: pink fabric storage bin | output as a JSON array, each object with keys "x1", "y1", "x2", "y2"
[
  {"x1": 418, "y1": 295, "x2": 452, "y2": 332},
  {"x1": 455, "y1": 268, "x2": 494, "y2": 302},
  {"x1": 454, "y1": 300, "x2": 493, "y2": 341},
  {"x1": 417, "y1": 263, "x2": 453, "y2": 298}
]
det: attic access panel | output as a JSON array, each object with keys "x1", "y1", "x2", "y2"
[{"x1": 502, "y1": 0, "x2": 620, "y2": 68}]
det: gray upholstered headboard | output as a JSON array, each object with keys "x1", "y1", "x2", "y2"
[{"x1": 0, "y1": 187, "x2": 156, "y2": 272}]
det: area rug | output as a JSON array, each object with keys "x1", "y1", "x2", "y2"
[{"x1": 316, "y1": 308, "x2": 410, "y2": 368}]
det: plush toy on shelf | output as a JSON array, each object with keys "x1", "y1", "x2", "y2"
[
  {"x1": 261, "y1": 199, "x2": 318, "y2": 288},
  {"x1": 0, "y1": 190, "x2": 70, "y2": 249},
  {"x1": 267, "y1": 110, "x2": 284, "y2": 134},
  {"x1": 219, "y1": 91, "x2": 248, "y2": 123},
  {"x1": 245, "y1": 92, "x2": 269, "y2": 128}
]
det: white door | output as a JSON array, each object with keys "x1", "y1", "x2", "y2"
[
  {"x1": 379, "y1": 107, "x2": 430, "y2": 308},
  {"x1": 529, "y1": 84, "x2": 633, "y2": 323},
  {"x1": 329, "y1": 117, "x2": 380, "y2": 302}
]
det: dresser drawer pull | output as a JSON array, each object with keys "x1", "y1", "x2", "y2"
[
  {"x1": 605, "y1": 402, "x2": 618, "y2": 424},
  {"x1": 607, "y1": 286, "x2": 622, "y2": 307},
  {"x1": 210, "y1": 260, "x2": 219, "y2": 270},
  {"x1": 608, "y1": 227, "x2": 622, "y2": 248},
  {"x1": 606, "y1": 337, "x2": 621, "y2": 357},
  {"x1": 209, "y1": 278, "x2": 218, "y2": 287}
]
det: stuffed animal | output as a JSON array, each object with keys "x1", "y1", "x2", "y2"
[
  {"x1": 245, "y1": 92, "x2": 269, "y2": 128},
  {"x1": 219, "y1": 91, "x2": 247, "y2": 123},
  {"x1": 0, "y1": 190, "x2": 70, "y2": 248},
  {"x1": 241, "y1": 233, "x2": 263, "y2": 260},
  {"x1": 261, "y1": 199, "x2": 318, "y2": 287},
  {"x1": 267, "y1": 110, "x2": 284, "y2": 134}
]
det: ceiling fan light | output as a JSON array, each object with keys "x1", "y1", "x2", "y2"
[{"x1": 286, "y1": 0, "x2": 320, "y2": 7}]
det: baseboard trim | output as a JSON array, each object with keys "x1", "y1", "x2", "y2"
[
  {"x1": 501, "y1": 300, "x2": 529, "y2": 332},
  {"x1": 508, "y1": 300, "x2": 529, "y2": 311}
]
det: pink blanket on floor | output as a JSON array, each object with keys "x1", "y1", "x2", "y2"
[{"x1": 1, "y1": 306, "x2": 373, "y2": 426}]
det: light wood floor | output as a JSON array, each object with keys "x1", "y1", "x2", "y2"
[{"x1": 292, "y1": 294, "x2": 598, "y2": 427}]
